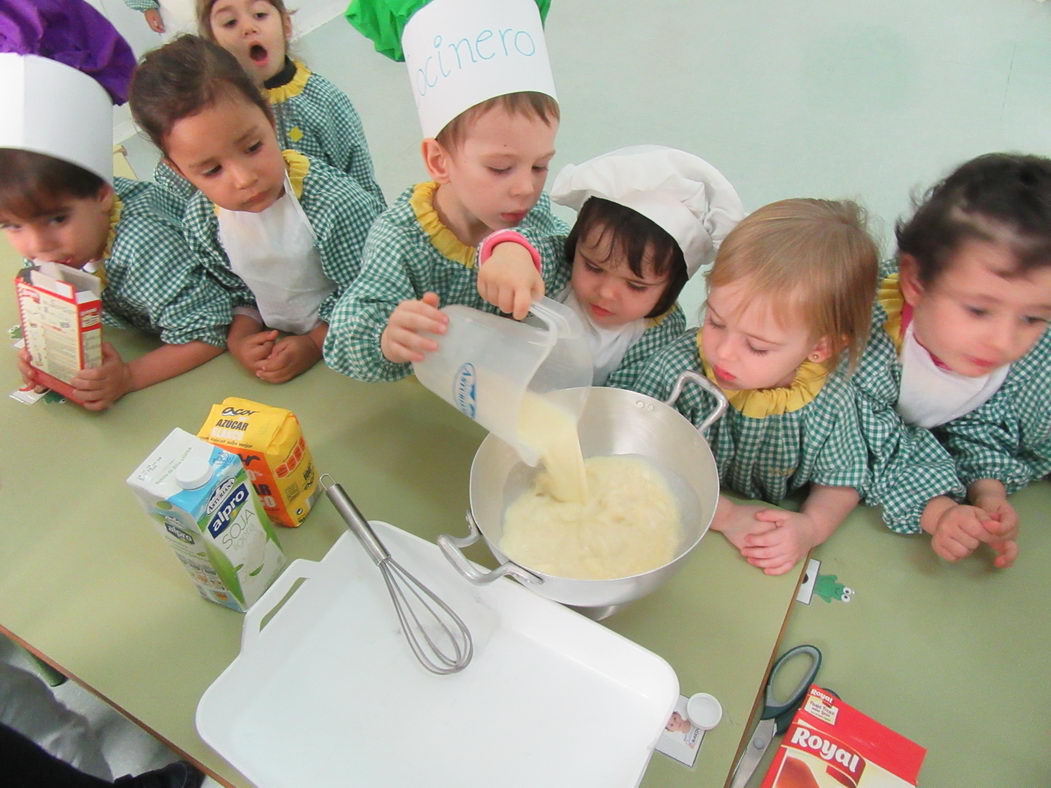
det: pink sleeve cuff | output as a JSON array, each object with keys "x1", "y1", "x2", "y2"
[{"x1": 478, "y1": 229, "x2": 542, "y2": 272}]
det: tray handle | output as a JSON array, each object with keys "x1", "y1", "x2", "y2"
[
  {"x1": 437, "y1": 512, "x2": 543, "y2": 586},
  {"x1": 241, "y1": 558, "x2": 320, "y2": 652},
  {"x1": 665, "y1": 370, "x2": 728, "y2": 436}
]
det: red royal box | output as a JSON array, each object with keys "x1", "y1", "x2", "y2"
[{"x1": 761, "y1": 686, "x2": 926, "y2": 788}]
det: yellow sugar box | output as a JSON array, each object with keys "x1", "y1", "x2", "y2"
[{"x1": 198, "y1": 397, "x2": 319, "y2": 527}]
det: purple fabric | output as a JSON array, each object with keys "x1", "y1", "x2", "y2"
[{"x1": 0, "y1": 0, "x2": 135, "y2": 104}]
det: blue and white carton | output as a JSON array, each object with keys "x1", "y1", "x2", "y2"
[{"x1": 126, "y1": 428, "x2": 287, "y2": 612}]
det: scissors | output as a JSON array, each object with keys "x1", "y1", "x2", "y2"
[{"x1": 728, "y1": 644, "x2": 822, "y2": 788}]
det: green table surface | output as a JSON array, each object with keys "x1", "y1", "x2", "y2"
[{"x1": 0, "y1": 310, "x2": 804, "y2": 787}]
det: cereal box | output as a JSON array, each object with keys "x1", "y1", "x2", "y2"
[
  {"x1": 14, "y1": 262, "x2": 103, "y2": 403},
  {"x1": 126, "y1": 428, "x2": 287, "y2": 612},
  {"x1": 761, "y1": 686, "x2": 926, "y2": 788},
  {"x1": 198, "y1": 397, "x2": 319, "y2": 527}
]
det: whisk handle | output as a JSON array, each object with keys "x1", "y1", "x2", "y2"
[{"x1": 324, "y1": 482, "x2": 390, "y2": 565}]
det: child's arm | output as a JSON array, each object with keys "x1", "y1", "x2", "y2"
[
  {"x1": 476, "y1": 232, "x2": 544, "y2": 320},
  {"x1": 70, "y1": 340, "x2": 223, "y2": 411},
  {"x1": 256, "y1": 322, "x2": 328, "y2": 384},
  {"x1": 227, "y1": 312, "x2": 278, "y2": 374},
  {"x1": 123, "y1": 1, "x2": 164, "y2": 32},
  {"x1": 742, "y1": 486, "x2": 860, "y2": 575}
]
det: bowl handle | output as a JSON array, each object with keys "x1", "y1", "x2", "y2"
[
  {"x1": 437, "y1": 512, "x2": 544, "y2": 586},
  {"x1": 665, "y1": 370, "x2": 728, "y2": 436}
]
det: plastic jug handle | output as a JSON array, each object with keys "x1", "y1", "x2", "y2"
[
  {"x1": 665, "y1": 370, "x2": 728, "y2": 435},
  {"x1": 527, "y1": 297, "x2": 578, "y2": 347}
]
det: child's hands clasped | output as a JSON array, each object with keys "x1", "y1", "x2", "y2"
[
  {"x1": 711, "y1": 499, "x2": 815, "y2": 576},
  {"x1": 229, "y1": 327, "x2": 278, "y2": 373},
  {"x1": 922, "y1": 496, "x2": 1011, "y2": 565},
  {"x1": 71, "y1": 342, "x2": 132, "y2": 411},
  {"x1": 969, "y1": 480, "x2": 1019, "y2": 568},
  {"x1": 477, "y1": 242, "x2": 543, "y2": 320},
  {"x1": 256, "y1": 335, "x2": 322, "y2": 384},
  {"x1": 381, "y1": 292, "x2": 448, "y2": 364}
]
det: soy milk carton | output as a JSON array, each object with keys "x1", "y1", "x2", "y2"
[
  {"x1": 126, "y1": 428, "x2": 287, "y2": 612},
  {"x1": 197, "y1": 397, "x2": 318, "y2": 527}
]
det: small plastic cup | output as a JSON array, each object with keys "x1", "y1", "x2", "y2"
[
  {"x1": 414, "y1": 297, "x2": 592, "y2": 465},
  {"x1": 686, "y1": 692, "x2": 723, "y2": 731}
]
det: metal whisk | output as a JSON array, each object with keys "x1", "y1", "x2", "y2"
[{"x1": 321, "y1": 476, "x2": 473, "y2": 675}]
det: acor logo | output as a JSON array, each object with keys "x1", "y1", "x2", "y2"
[
  {"x1": 453, "y1": 362, "x2": 477, "y2": 419},
  {"x1": 221, "y1": 407, "x2": 257, "y2": 417}
]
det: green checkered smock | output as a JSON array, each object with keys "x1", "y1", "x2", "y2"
[
  {"x1": 850, "y1": 262, "x2": 965, "y2": 533},
  {"x1": 180, "y1": 151, "x2": 384, "y2": 326},
  {"x1": 267, "y1": 61, "x2": 384, "y2": 206},
  {"x1": 934, "y1": 328, "x2": 1051, "y2": 494},
  {"x1": 151, "y1": 60, "x2": 385, "y2": 207},
  {"x1": 60, "y1": 178, "x2": 232, "y2": 347},
  {"x1": 604, "y1": 306, "x2": 687, "y2": 390},
  {"x1": 122, "y1": 1, "x2": 158, "y2": 10},
  {"x1": 630, "y1": 330, "x2": 870, "y2": 503},
  {"x1": 323, "y1": 182, "x2": 570, "y2": 382}
]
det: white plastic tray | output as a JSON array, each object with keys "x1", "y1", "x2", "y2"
[{"x1": 197, "y1": 523, "x2": 679, "y2": 787}]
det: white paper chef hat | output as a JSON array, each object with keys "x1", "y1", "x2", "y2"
[
  {"x1": 400, "y1": 0, "x2": 557, "y2": 138},
  {"x1": 551, "y1": 145, "x2": 745, "y2": 277},
  {"x1": 0, "y1": 53, "x2": 113, "y2": 182}
]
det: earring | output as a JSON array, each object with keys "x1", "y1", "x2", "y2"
[{"x1": 808, "y1": 352, "x2": 822, "y2": 362}]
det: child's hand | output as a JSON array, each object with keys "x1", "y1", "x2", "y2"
[
  {"x1": 477, "y1": 243, "x2": 544, "y2": 320},
  {"x1": 17, "y1": 348, "x2": 46, "y2": 393},
  {"x1": 968, "y1": 481, "x2": 1019, "y2": 567},
  {"x1": 144, "y1": 8, "x2": 165, "y2": 33},
  {"x1": 381, "y1": 292, "x2": 447, "y2": 364},
  {"x1": 742, "y1": 509, "x2": 819, "y2": 576},
  {"x1": 70, "y1": 343, "x2": 132, "y2": 411},
  {"x1": 926, "y1": 502, "x2": 996, "y2": 563},
  {"x1": 229, "y1": 328, "x2": 278, "y2": 373},
  {"x1": 710, "y1": 498, "x2": 772, "y2": 552},
  {"x1": 256, "y1": 335, "x2": 322, "y2": 383}
]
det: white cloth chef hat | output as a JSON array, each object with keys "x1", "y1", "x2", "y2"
[
  {"x1": 551, "y1": 145, "x2": 745, "y2": 277},
  {"x1": 400, "y1": 0, "x2": 557, "y2": 138}
]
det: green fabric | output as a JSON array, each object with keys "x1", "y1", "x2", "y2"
[
  {"x1": 93, "y1": 178, "x2": 233, "y2": 347},
  {"x1": 271, "y1": 64, "x2": 385, "y2": 206},
  {"x1": 935, "y1": 328, "x2": 1051, "y2": 494},
  {"x1": 346, "y1": 0, "x2": 551, "y2": 62},
  {"x1": 850, "y1": 259, "x2": 966, "y2": 533},
  {"x1": 323, "y1": 185, "x2": 570, "y2": 382},
  {"x1": 180, "y1": 154, "x2": 384, "y2": 329},
  {"x1": 123, "y1": 0, "x2": 159, "y2": 12},
  {"x1": 629, "y1": 330, "x2": 870, "y2": 503},
  {"x1": 604, "y1": 306, "x2": 687, "y2": 391}
]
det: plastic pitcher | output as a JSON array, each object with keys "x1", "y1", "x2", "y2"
[{"x1": 414, "y1": 297, "x2": 592, "y2": 466}]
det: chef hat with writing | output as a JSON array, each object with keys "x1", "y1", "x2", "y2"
[
  {"x1": 347, "y1": 0, "x2": 556, "y2": 138},
  {"x1": 0, "y1": 0, "x2": 135, "y2": 183},
  {"x1": 552, "y1": 146, "x2": 746, "y2": 277}
]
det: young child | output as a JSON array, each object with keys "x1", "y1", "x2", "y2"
[
  {"x1": 481, "y1": 145, "x2": 745, "y2": 388},
  {"x1": 854, "y1": 153, "x2": 1051, "y2": 568},
  {"x1": 325, "y1": 0, "x2": 567, "y2": 382},
  {"x1": 154, "y1": 0, "x2": 384, "y2": 207},
  {"x1": 1, "y1": 1, "x2": 232, "y2": 410},
  {"x1": 631, "y1": 199, "x2": 880, "y2": 575},
  {"x1": 129, "y1": 36, "x2": 385, "y2": 383},
  {"x1": 122, "y1": 0, "x2": 196, "y2": 39}
]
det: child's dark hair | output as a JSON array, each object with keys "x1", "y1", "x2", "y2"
[
  {"x1": 897, "y1": 153, "x2": 1051, "y2": 285},
  {"x1": 564, "y1": 197, "x2": 688, "y2": 318},
  {"x1": 197, "y1": 0, "x2": 292, "y2": 41},
  {"x1": 129, "y1": 35, "x2": 273, "y2": 154},
  {"x1": 0, "y1": 149, "x2": 105, "y2": 219}
]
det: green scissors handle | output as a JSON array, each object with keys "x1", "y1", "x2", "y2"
[{"x1": 763, "y1": 644, "x2": 821, "y2": 731}]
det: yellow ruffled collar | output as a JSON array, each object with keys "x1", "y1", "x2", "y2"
[
  {"x1": 87, "y1": 194, "x2": 122, "y2": 289},
  {"x1": 266, "y1": 60, "x2": 310, "y2": 104},
  {"x1": 283, "y1": 149, "x2": 309, "y2": 198},
  {"x1": 878, "y1": 272, "x2": 905, "y2": 353},
  {"x1": 696, "y1": 333, "x2": 830, "y2": 418},
  {"x1": 409, "y1": 181, "x2": 477, "y2": 268}
]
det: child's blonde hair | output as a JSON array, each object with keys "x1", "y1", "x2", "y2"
[
  {"x1": 434, "y1": 91, "x2": 559, "y2": 150},
  {"x1": 708, "y1": 198, "x2": 878, "y2": 371},
  {"x1": 196, "y1": 0, "x2": 292, "y2": 41}
]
